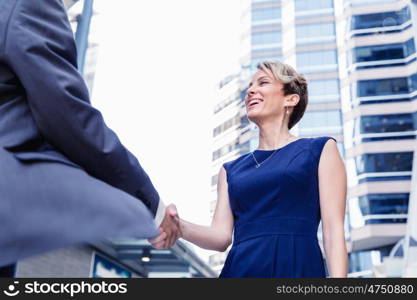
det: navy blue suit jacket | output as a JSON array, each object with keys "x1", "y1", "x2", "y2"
[{"x1": 0, "y1": 0, "x2": 160, "y2": 266}]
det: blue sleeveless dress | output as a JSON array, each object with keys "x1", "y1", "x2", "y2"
[{"x1": 219, "y1": 136, "x2": 336, "y2": 278}]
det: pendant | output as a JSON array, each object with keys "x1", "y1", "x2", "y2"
[{"x1": 255, "y1": 164, "x2": 260, "y2": 168}]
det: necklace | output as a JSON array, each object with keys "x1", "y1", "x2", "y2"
[{"x1": 251, "y1": 136, "x2": 293, "y2": 168}]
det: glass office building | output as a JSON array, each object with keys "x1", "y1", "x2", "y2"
[{"x1": 341, "y1": 0, "x2": 417, "y2": 277}]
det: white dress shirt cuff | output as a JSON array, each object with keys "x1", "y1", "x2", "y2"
[{"x1": 154, "y1": 199, "x2": 166, "y2": 227}]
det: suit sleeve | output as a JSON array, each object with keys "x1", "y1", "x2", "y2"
[{"x1": 4, "y1": 0, "x2": 161, "y2": 216}]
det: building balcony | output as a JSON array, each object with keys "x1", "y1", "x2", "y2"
[{"x1": 350, "y1": 223, "x2": 406, "y2": 251}]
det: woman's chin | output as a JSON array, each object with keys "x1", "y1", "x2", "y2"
[{"x1": 247, "y1": 110, "x2": 262, "y2": 121}]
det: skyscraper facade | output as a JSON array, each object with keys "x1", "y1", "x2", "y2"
[{"x1": 341, "y1": 0, "x2": 416, "y2": 277}]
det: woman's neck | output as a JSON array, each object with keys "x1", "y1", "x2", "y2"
[{"x1": 257, "y1": 122, "x2": 295, "y2": 150}]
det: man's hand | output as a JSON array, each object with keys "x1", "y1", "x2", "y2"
[{"x1": 148, "y1": 204, "x2": 181, "y2": 249}]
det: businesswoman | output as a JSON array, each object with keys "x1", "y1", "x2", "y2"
[{"x1": 150, "y1": 60, "x2": 348, "y2": 277}]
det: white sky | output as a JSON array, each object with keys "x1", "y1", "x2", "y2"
[{"x1": 90, "y1": 1, "x2": 241, "y2": 261}]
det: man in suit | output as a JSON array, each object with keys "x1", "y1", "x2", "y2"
[{"x1": 0, "y1": 0, "x2": 180, "y2": 270}]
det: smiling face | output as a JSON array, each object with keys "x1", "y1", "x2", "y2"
[{"x1": 245, "y1": 69, "x2": 289, "y2": 125}]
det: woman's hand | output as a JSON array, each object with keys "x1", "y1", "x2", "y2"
[{"x1": 148, "y1": 204, "x2": 182, "y2": 249}]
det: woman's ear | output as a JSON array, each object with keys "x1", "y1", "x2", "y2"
[{"x1": 285, "y1": 94, "x2": 300, "y2": 108}]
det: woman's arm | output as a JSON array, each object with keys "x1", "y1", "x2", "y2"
[
  {"x1": 180, "y1": 167, "x2": 233, "y2": 252},
  {"x1": 319, "y1": 139, "x2": 349, "y2": 277},
  {"x1": 149, "y1": 166, "x2": 234, "y2": 251},
  {"x1": 178, "y1": 166, "x2": 234, "y2": 251}
]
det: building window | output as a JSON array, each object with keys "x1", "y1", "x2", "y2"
[
  {"x1": 308, "y1": 79, "x2": 340, "y2": 103},
  {"x1": 212, "y1": 138, "x2": 240, "y2": 161},
  {"x1": 358, "y1": 113, "x2": 415, "y2": 134},
  {"x1": 411, "y1": 73, "x2": 417, "y2": 92},
  {"x1": 211, "y1": 174, "x2": 218, "y2": 186},
  {"x1": 357, "y1": 77, "x2": 410, "y2": 97},
  {"x1": 294, "y1": 0, "x2": 333, "y2": 11},
  {"x1": 240, "y1": 87, "x2": 248, "y2": 102},
  {"x1": 213, "y1": 114, "x2": 241, "y2": 137},
  {"x1": 355, "y1": 152, "x2": 413, "y2": 174},
  {"x1": 296, "y1": 22, "x2": 335, "y2": 39},
  {"x1": 251, "y1": 31, "x2": 281, "y2": 45},
  {"x1": 349, "y1": 0, "x2": 397, "y2": 6},
  {"x1": 240, "y1": 115, "x2": 250, "y2": 128},
  {"x1": 359, "y1": 193, "x2": 409, "y2": 216},
  {"x1": 297, "y1": 50, "x2": 337, "y2": 67},
  {"x1": 352, "y1": 39, "x2": 416, "y2": 63},
  {"x1": 251, "y1": 56, "x2": 282, "y2": 73},
  {"x1": 251, "y1": 7, "x2": 281, "y2": 22},
  {"x1": 239, "y1": 141, "x2": 251, "y2": 155},
  {"x1": 298, "y1": 110, "x2": 342, "y2": 135},
  {"x1": 349, "y1": 245, "x2": 394, "y2": 274},
  {"x1": 214, "y1": 90, "x2": 240, "y2": 114},
  {"x1": 251, "y1": 47, "x2": 281, "y2": 58},
  {"x1": 252, "y1": 0, "x2": 280, "y2": 4},
  {"x1": 351, "y1": 6, "x2": 410, "y2": 30}
]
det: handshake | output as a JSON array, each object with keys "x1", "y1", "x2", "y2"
[{"x1": 148, "y1": 204, "x2": 182, "y2": 249}]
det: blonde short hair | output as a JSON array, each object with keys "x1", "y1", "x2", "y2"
[{"x1": 257, "y1": 60, "x2": 308, "y2": 130}]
